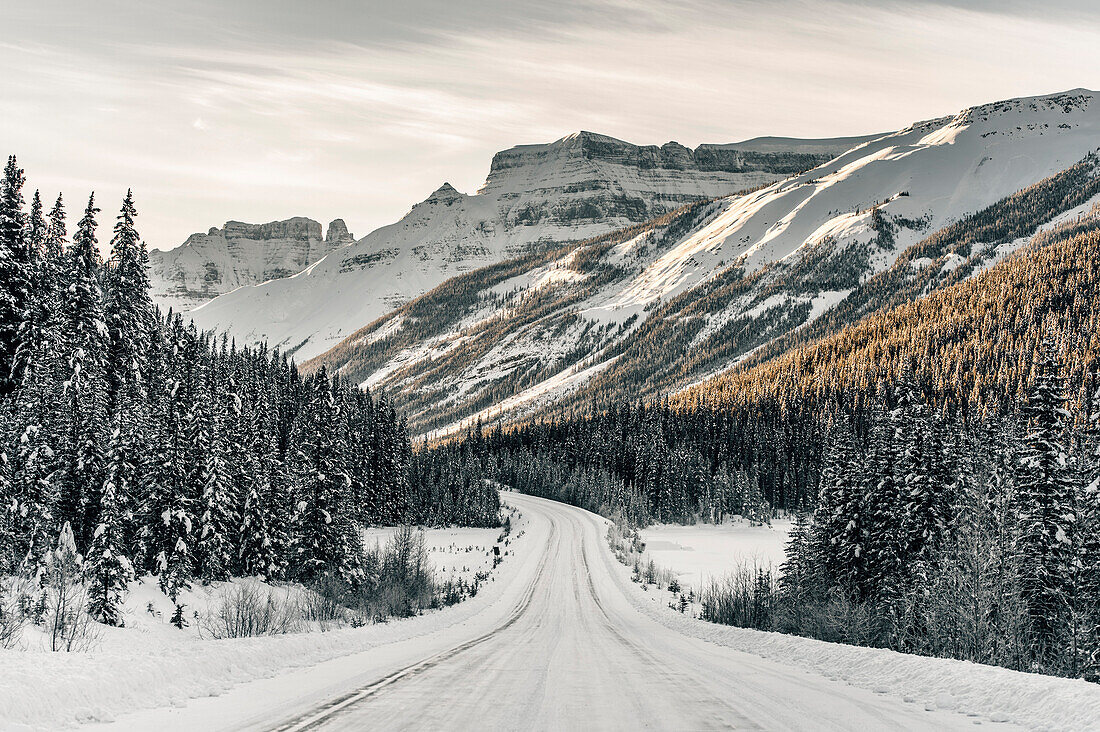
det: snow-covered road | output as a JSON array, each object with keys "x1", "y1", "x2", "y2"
[{"x1": 94, "y1": 493, "x2": 993, "y2": 731}]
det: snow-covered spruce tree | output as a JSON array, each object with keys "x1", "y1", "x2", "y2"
[
  {"x1": 26, "y1": 189, "x2": 46, "y2": 253},
  {"x1": 236, "y1": 451, "x2": 278, "y2": 578},
  {"x1": 140, "y1": 317, "x2": 196, "y2": 609},
  {"x1": 347, "y1": 386, "x2": 380, "y2": 524},
  {"x1": 1013, "y1": 340, "x2": 1077, "y2": 660},
  {"x1": 1071, "y1": 379, "x2": 1100, "y2": 679},
  {"x1": 96, "y1": 192, "x2": 156, "y2": 581},
  {"x1": 894, "y1": 370, "x2": 945, "y2": 563},
  {"x1": 8, "y1": 388, "x2": 61, "y2": 574},
  {"x1": 54, "y1": 194, "x2": 108, "y2": 550},
  {"x1": 4, "y1": 193, "x2": 67, "y2": 574},
  {"x1": 361, "y1": 390, "x2": 383, "y2": 523},
  {"x1": 372, "y1": 399, "x2": 413, "y2": 526},
  {"x1": 11, "y1": 189, "x2": 48, "y2": 384},
  {"x1": 194, "y1": 353, "x2": 234, "y2": 583},
  {"x1": 889, "y1": 370, "x2": 954, "y2": 649},
  {"x1": 85, "y1": 417, "x2": 135, "y2": 626},
  {"x1": 21, "y1": 194, "x2": 70, "y2": 371},
  {"x1": 0, "y1": 156, "x2": 31, "y2": 395},
  {"x1": 103, "y1": 190, "x2": 154, "y2": 407},
  {"x1": 288, "y1": 367, "x2": 362, "y2": 584},
  {"x1": 860, "y1": 395, "x2": 908, "y2": 603},
  {"x1": 809, "y1": 411, "x2": 866, "y2": 596},
  {"x1": 778, "y1": 510, "x2": 816, "y2": 611},
  {"x1": 234, "y1": 382, "x2": 286, "y2": 578}
]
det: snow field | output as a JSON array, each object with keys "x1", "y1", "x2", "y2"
[{"x1": 637, "y1": 518, "x2": 791, "y2": 591}]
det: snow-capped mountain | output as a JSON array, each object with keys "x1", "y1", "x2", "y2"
[
  {"x1": 148, "y1": 217, "x2": 354, "y2": 312},
  {"x1": 304, "y1": 89, "x2": 1100, "y2": 435},
  {"x1": 188, "y1": 132, "x2": 875, "y2": 359}
]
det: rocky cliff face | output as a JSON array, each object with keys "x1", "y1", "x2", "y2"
[
  {"x1": 190, "y1": 131, "x2": 875, "y2": 359},
  {"x1": 325, "y1": 218, "x2": 355, "y2": 247},
  {"x1": 149, "y1": 217, "x2": 352, "y2": 311}
]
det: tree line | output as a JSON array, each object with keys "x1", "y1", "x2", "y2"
[
  {"x1": 0, "y1": 156, "x2": 500, "y2": 627},
  {"x1": 779, "y1": 355, "x2": 1100, "y2": 679}
]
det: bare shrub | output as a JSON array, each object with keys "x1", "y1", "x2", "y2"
[
  {"x1": 778, "y1": 588, "x2": 891, "y2": 647},
  {"x1": 299, "y1": 574, "x2": 350, "y2": 631},
  {"x1": 355, "y1": 526, "x2": 437, "y2": 621},
  {"x1": 699, "y1": 563, "x2": 776, "y2": 630},
  {"x1": 0, "y1": 578, "x2": 28, "y2": 649},
  {"x1": 202, "y1": 582, "x2": 300, "y2": 639}
]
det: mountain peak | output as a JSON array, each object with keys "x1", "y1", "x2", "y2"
[
  {"x1": 425, "y1": 182, "x2": 464, "y2": 203},
  {"x1": 326, "y1": 218, "x2": 354, "y2": 246}
]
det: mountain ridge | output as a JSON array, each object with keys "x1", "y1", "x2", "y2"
[
  {"x1": 189, "y1": 131, "x2": 866, "y2": 359},
  {"x1": 301, "y1": 89, "x2": 1100, "y2": 436}
]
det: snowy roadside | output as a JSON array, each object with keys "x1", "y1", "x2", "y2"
[
  {"x1": 0, "y1": 508, "x2": 528, "y2": 731},
  {"x1": 597, "y1": 515, "x2": 1100, "y2": 731}
]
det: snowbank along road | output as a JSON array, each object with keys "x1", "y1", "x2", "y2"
[{"x1": 98, "y1": 493, "x2": 1008, "y2": 731}]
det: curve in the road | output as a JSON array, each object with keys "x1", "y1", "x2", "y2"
[{"x1": 262, "y1": 494, "x2": 979, "y2": 731}]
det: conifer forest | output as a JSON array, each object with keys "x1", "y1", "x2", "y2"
[{"x1": 0, "y1": 156, "x2": 500, "y2": 628}]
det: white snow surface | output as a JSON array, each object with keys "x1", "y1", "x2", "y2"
[
  {"x1": 6, "y1": 494, "x2": 1095, "y2": 730},
  {"x1": 638, "y1": 518, "x2": 792, "y2": 589}
]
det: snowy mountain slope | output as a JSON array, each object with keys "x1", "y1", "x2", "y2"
[
  {"x1": 148, "y1": 217, "x2": 353, "y2": 312},
  {"x1": 709, "y1": 134, "x2": 883, "y2": 155},
  {"x1": 305, "y1": 89, "x2": 1100, "y2": 435},
  {"x1": 188, "y1": 132, "x2": 872, "y2": 360}
]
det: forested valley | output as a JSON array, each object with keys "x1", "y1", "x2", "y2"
[{"x1": 440, "y1": 195, "x2": 1100, "y2": 681}]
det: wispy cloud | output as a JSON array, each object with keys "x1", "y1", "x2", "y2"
[{"x1": 2, "y1": 0, "x2": 1098, "y2": 250}]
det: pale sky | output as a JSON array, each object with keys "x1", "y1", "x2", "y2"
[{"x1": 3, "y1": 0, "x2": 1099, "y2": 251}]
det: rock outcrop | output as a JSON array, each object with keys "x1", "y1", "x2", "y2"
[{"x1": 149, "y1": 217, "x2": 353, "y2": 311}]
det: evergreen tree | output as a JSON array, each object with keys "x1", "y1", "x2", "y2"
[
  {"x1": 1072, "y1": 379, "x2": 1100, "y2": 678},
  {"x1": 235, "y1": 386, "x2": 284, "y2": 578},
  {"x1": 104, "y1": 190, "x2": 154, "y2": 406},
  {"x1": 55, "y1": 194, "x2": 108, "y2": 549},
  {"x1": 85, "y1": 418, "x2": 135, "y2": 626},
  {"x1": 12, "y1": 190, "x2": 49, "y2": 382},
  {"x1": 0, "y1": 156, "x2": 30, "y2": 393},
  {"x1": 141, "y1": 318, "x2": 196, "y2": 605},
  {"x1": 194, "y1": 368, "x2": 234, "y2": 582},
  {"x1": 1013, "y1": 341, "x2": 1077, "y2": 657},
  {"x1": 288, "y1": 369, "x2": 362, "y2": 583},
  {"x1": 861, "y1": 397, "x2": 907, "y2": 602},
  {"x1": 810, "y1": 413, "x2": 866, "y2": 594}
]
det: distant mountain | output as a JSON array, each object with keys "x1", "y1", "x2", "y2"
[
  {"x1": 188, "y1": 131, "x2": 875, "y2": 359},
  {"x1": 148, "y1": 217, "x2": 354, "y2": 312},
  {"x1": 301, "y1": 89, "x2": 1100, "y2": 435}
]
